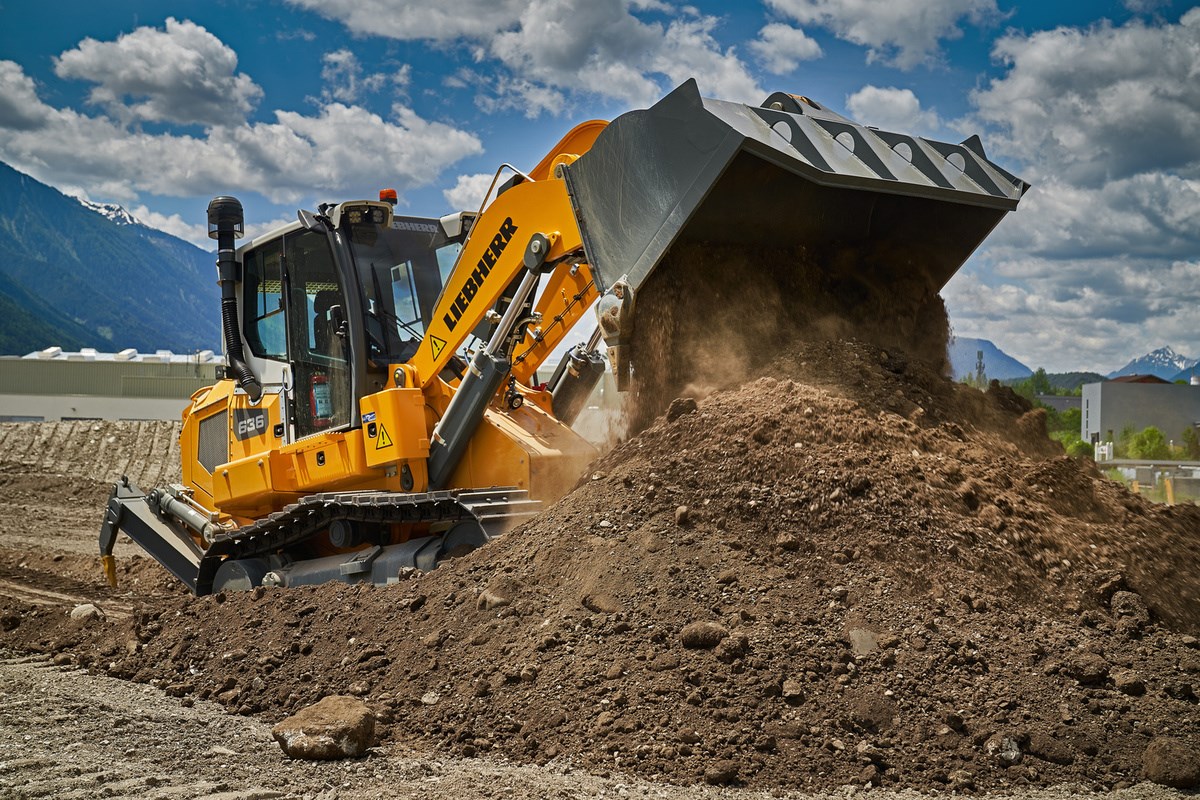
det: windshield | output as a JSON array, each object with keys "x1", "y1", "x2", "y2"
[{"x1": 346, "y1": 217, "x2": 463, "y2": 363}]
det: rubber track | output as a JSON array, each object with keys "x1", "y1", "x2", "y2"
[{"x1": 195, "y1": 488, "x2": 540, "y2": 594}]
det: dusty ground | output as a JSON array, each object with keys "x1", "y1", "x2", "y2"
[{"x1": 4, "y1": 654, "x2": 1194, "y2": 800}]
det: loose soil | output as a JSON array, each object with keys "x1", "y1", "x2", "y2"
[{"x1": 2, "y1": 256, "x2": 1199, "y2": 795}]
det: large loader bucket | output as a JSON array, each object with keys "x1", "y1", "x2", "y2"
[
  {"x1": 562, "y1": 79, "x2": 1028, "y2": 400},
  {"x1": 562, "y1": 78, "x2": 1027, "y2": 299}
]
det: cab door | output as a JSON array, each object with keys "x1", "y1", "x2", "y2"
[{"x1": 282, "y1": 229, "x2": 353, "y2": 438}]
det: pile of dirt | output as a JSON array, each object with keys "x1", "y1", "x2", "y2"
[{"x1": 6, "y1": 338, "x2": 1199, "y2": 792}]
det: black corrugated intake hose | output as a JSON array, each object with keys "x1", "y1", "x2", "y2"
[{"x1": 208, "y1": 196, "x2": 262, "y2": 402}]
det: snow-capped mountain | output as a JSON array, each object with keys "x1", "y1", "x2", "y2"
[
  {"x1": 1108, "y1": 346, "x2": 1199, "y2": 381},
  {"x1": 78, "y1": 199, "x2": 141, "y2": 226}
]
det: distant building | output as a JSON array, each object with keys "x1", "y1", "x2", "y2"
[
  {"x1": 1081, "y1": 375, "x2": 1200, "y2": 445},
  {"x1": 0, "y1": 347, "x2": 223, "y2": 422},
  {"x1": 1035, "y1": 394, "x2": 1081, "y2": 414}
]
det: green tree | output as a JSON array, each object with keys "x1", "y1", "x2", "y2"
[
  {"x1": 1128, "y1": 426, "x2": 1170, "y2": 460},
  {"x1": 1031, "y1": 367, "x2": 1051, "y2": 396},
  {"x1": 1115, "y1": 424, "x2": 1137, "y2": 458},
  {"x1": 1065, "y1": 439, "x2": 1093, "y2": 459},
  {"x1": 1182, "y1": 427, "x2": 1200, "y2": 460}
]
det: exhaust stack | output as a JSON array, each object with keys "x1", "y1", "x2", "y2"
[{"x1": 208, "y1": 196, "x2": 261, "y2": 402}]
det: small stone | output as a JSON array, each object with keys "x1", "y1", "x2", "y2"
[
  {"x1": 985, "y1": 734, "x2": 1023, "y2": 766},
  {"x1": 714, "y1": 634, "x2": 748, "y2": 664},
  {"x1": 831, "y1": 586, "x2": 849, "y2": 601},
  {"x1": 666, "y1": 397, "x2": 698, "y2": 421},
  {"x1": 420, "y1": 691, "x2": 440, "y2": 705},
  {"x1": 598, "y1": 519, "x2": 613, "y2": 529},
  {"x1": 1027, "y1": 731, "x2": 1074, "y2": 765},
  {"x1": 678, "y1": 729, "x2": 702, "y2": 744},
  {"x1": 949, "y1": 769, "x2": 975, "y2": 790},
  {"x1": 1111, "y1": 591, "x2": 1150, "y2": 625},
  {"x1": 581, "y1": 593, "x2": 623, "y2": 614},
  {"x1": 69, "y1": 604, "x2": 104, "y2": 623},
  {"x1": 1143, "y1": 737, "x2": 1200, "y2": 788},
  {"x1": 271, "y1": 696, "x2": 374, "y2": 760},
  {"x1": 347, "y1": 681, "x2": 370, "y2": 696},
  {"x1": 703, "y1": 759, "x2": 739, "y2": 786},
  {"x1": 782, "y1": 680, "x2": 805, "y2": 706},
  {"x1": 847, "y1": 628, "x2": 878, "y2": 656},
  {"x1": 477, "y1": 589, "x2": 511, "y2": 611},
  {"x1": 680, "y1": 621, "x2": 729, "y2": 649},
  {"x1": 1064, "y1": 652, "x2": 1109, "y2": 686},
  {"x1": 51, "y1": 653, "x2": 73, "y2": 666},
  {"x1": 674, "y1": 506, "x2": 691, "y2": 526},
  {"x1": 1112, "y1": 668, "x2": 1146, "y2": 696}
]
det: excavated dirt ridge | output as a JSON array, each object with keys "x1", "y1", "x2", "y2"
[{"x1": 3, "y1": 248, "x2": 1200, "y2": 793}]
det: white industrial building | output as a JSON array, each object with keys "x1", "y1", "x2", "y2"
[
  {"x1": 0, "y1": 347, "x2": 223, "y2": 422},
  {"x1": 1081, "y1": 375, "x2": 1200, "y2": 445}
]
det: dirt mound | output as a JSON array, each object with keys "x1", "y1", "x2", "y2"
[{"x1": 6, "y1": 338, "x2": 1199, "y2": 792}]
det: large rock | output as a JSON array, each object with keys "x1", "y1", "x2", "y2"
[
  {"x1": 271, "y1": 695, "x2": 375, "y2": 760},
  {"x1": 1143, "y1": 737, "x2": 1200, "y2": 789}
]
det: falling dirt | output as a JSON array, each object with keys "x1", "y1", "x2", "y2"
[
  {"x1": 625, "y1": 242, "x2": 950, "y2": 434},
  {"x1": 2, "y1": 252, "x2": 1200, "y2": 795}
]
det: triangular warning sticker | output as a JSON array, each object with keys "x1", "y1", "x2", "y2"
[
  {"x1": 430, "y1": 335, "x2": 447, "y2": 359},
  {"x1": 376, "y1": 424, "x2": 393, "y2": 450}
]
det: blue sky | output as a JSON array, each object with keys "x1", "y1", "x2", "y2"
[{"x1": 1, "y1": 0, "x2": 1197, "y2": 373}]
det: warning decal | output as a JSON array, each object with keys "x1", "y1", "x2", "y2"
[
  {"x1": 430, "y1": 335, "x2": 447, "y2": 359},
  {"x1": 376, "y1": 424, "x2": 393, "y2": 450}
]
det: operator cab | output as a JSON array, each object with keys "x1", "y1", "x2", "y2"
[{"x1": 235, "y1": 198, "x2": 474, "y2": 441}]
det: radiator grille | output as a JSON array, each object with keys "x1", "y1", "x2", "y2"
[{"x1": 197, "y1": 411, "x2": 228, "y2": 473}]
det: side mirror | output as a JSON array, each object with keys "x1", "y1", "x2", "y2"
[{"x1": 298, "y1": 208, "x2": 328, "y2": 233}]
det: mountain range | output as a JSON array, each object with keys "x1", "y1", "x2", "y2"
[
  {"x1": 1107, "y1": 346, "x2": 1199, "y2": 382},
  {"x1": 1, "y1": 159, "x2": 1196, "y2": 386},
  {"x1": 0, "y1": 161, "x2": 220, "y2": 355},
  {"x1": 948, "y1": 337, "x2": 1033, "y2": 381}
]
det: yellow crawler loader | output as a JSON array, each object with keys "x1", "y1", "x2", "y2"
[{"x1": 99, "y1": 80, "x2": 1027, "y2": 594}]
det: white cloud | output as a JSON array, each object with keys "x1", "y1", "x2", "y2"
[
  {"x1": 751, "y1": 23, "x2": 823, "y2": 74},
  {"x1": 986, "y1": 175, "x2": 1200, "y2": 262},
  {"x1": 1123, "y1": 0, "x2": 1170, "y2": 12},
  {"x1": 285, "y1": 0, "x2": 528, "y2": 41},
  {"x1": 946, "y1": 11, "x2": 1200, "y2": 372},
  {"x1": 443, "y1": 172, "x2": 495, "y2": 211},
  {"x1": 318, "y1": 49, "x2": 403, "y2": 104},
  {"x1": 53, "y1": 18, "x2": 262, "y2": 126},
  {"x1": 0, "y1": 62, "x2": 482, "y2": 207},
  {"x1": 289, "y1": 0, "x2": 761, "y2": 114},
  {"x1": 650, "y1": 15, "x2": 762, "y2": 103},
  {"x1": 946, "y1": 257, "x2": 1200, "y2": 373},
  {"x1": 845, "y1": 85, "x2": 940, "y2": 134},
  {"x1": 971, "y1": 11, "x2": 1200, "y2": 187},
  {"x1": 766, "y1": 0, "x2": 1001, "y2": 69},
  {"x1": 129, "y1": 204, "x2": 212, "y2": 249},
  {"x1": 0, "y1": 61, "x2": 52, "y2": 130}
]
